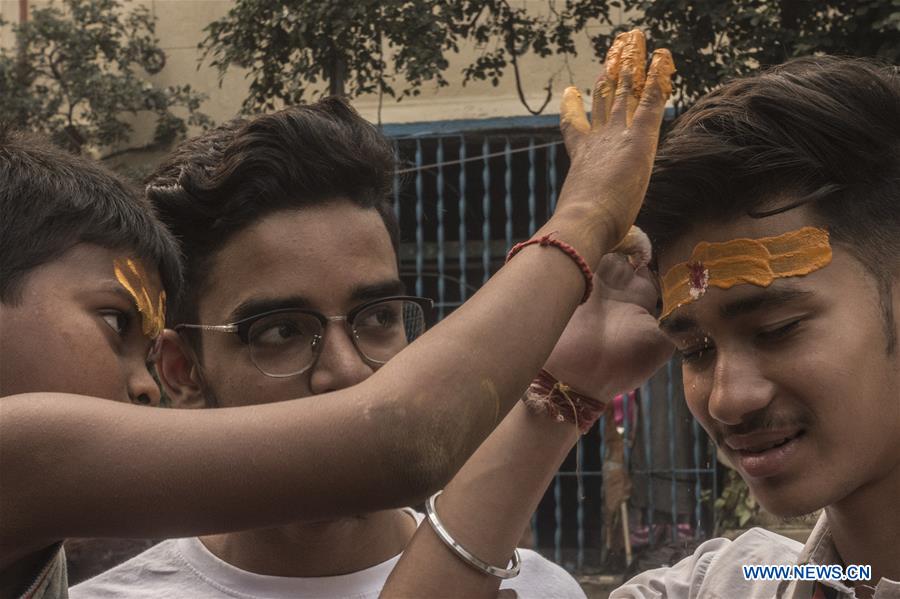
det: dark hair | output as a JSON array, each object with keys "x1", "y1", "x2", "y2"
[
  {"x1": 639, "y1": 56, "x2": 900, "y2": 351},
  {"x1": 0, "y1": 128, "x2": 182, "y2": 305},
  {"x1": 146, "y1": 97, "x2": 400, "y2": 328}
]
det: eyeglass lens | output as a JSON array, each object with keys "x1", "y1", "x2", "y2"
[{"x1": 246, "y1": 299, "x2": 426, "y2": 377}]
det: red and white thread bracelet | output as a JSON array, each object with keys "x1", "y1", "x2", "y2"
[{"x1": 523, "y1": 369, "x2": 607, "y2": 434}]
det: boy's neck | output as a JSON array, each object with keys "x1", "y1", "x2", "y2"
[
  {"x1": 198, "y1": 508, "x2": 416, "y2": 578},
  {"x1": 826, "y1": 461, "x2": 900, "y2": 587}
]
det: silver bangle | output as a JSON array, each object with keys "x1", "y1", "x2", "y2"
[{"x1": 425, "y1": 490, "x2": 522, "y2": 579}]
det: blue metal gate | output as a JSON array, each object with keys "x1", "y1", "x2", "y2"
[{"x1": 386, "y1": 116, "x2": 718, "y2": 574}]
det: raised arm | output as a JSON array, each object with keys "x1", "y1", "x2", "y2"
[
  {"x1": 0, "y1": 32, "x2": 673, "y2": 569},
  {"x1": 381, "y1": 30, "x2": 676, "y2": 599},
  {"x1": 380, "y1": 249, "x2": 674, "y2": 598}
]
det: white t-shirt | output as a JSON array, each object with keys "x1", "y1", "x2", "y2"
[{"x1": 71, "y1": 512, "x2": 585, "y2": 599}]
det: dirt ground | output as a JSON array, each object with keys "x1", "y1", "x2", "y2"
[{"x1": 578, "y1": 575, "x2": 622, "y2": 599}]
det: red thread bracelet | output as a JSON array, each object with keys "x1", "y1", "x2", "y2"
[
  {"x1": 523, "y1": 369, "x2": 608, "y2": 434},
  {"x1": 506, "y1": 233, "x2": 593, "y2": 303}
]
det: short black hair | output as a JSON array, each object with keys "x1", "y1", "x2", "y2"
[
  {"x1": 639, "y1": 56, "x2": 900, "y2": 351},
  {"x1": 0, "y1": 128, "x2": 182, "y2": 305},
  {"x1": 146, "y1": 97, "x2": 400, "y2": 328}
]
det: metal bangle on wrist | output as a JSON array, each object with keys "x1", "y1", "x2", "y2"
[{"x1": 425, "y1": 490, "x2": 522, "y2": 580}]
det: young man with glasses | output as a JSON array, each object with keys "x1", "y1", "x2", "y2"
[{"x1": 69, "y1": 98, "x2": 618, "y2": 598}]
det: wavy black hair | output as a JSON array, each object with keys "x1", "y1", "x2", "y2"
[
  {"x1": 145, "y1": 97, "x2": 400, "y2": 329},
  {"x1": 0, "y1": 128, "x2": 182, "y2": 305},
  {"x1": 639, "y1": 56, "x2": 900, "y2": 352}
]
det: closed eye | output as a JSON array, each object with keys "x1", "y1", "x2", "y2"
[
  {"x1": 757, "y1": 319, "x2": 803, "y2": 343},
  {"x1": 681, "y1": 345, "x2": 715, "y2": 365},
  {"x1": 678, "y1": 335, "x2": 715, "y2": 366}
]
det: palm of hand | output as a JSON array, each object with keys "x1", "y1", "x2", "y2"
[{"x1": 543, "y1": 253, "x2": 673, "y2": 400}]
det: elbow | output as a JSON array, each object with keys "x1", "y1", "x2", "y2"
[
  {"x1": 392, "y1": 435, "x2": 459, "y2": 503},
  {"x1": 367, "y1": 394, "x2": 476, "y2": 505}
]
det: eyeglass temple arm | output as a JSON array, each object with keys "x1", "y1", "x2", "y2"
[{"x1": 175, "y1": 323, "x2": 238, "y2": 333}]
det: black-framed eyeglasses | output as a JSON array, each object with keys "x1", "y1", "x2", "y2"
[{"x1": 175, "y1": 296, "x2": 433, "y2": 378}]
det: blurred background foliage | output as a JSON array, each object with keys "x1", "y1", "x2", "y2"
[
  {"x1": 2, "y1": 0, "x2": 897, "y2": 152},
  {"x1": 202, "y1": 0, "x2": 899, "y2": 114}
]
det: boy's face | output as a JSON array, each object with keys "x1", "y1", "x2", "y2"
[
  {"x1": 0, "y1": 244, "x2": 163, "y2": 404},
  {"x1": 182, "y1": 200, "x2": 402, "y2": 407},
  {"x1": 658, "y1": 206, "x2": 900, "y2": 517}
]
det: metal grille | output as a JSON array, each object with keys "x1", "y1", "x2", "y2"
[{"x1": 386, "y1": 117, "x2": 718, "y2": 574}]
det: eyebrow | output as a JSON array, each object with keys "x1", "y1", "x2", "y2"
[
  {"x1": 719, "y1": 287, "x2": 814, "y2": 319},
  {"x1": 659, "y1": 286, "x2": 815, "y2": 335},
  {"x1": 94, "y1": 280, "x2": 142, "y2": 311},
  {"x1": 349, "y1": 279, "x2": 407, "y2": 302},
  {"x1": 227, "y1": 279, "x2": 406, "y2": 322},
  {"x1": 658, "y1": 314, "x2": 701, "y2": 336}
]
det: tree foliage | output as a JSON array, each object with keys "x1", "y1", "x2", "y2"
[
  {"x1": 622, "y1": 0, "x2": 900, "y2": 112},
  {"x1": 0, "y1": 0, "x2": 211, "y2": 155},
  {"x1": 202, "y1": 0, "x2": 898, "y2": 116},
  {"x1": 200, "y1": 0, "x2": 614, "y2": 114}
]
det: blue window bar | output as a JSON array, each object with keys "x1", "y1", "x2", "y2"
[{"x1": 386, "y1": 115, "x2": 717, "y2": 575}]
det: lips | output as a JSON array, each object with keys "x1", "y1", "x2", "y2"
[
  {"x1": 724, "y1": 429, "x2": 805, "y2": 479},
  {"x1": 725, "y1": 429, "x2": 802, "y2": 452}
]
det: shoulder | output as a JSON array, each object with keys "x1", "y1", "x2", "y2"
[
  {"x1": 500, "y1": 548, "x2": 586, "y2": 599},
  {"x1": 69, "y1": 540, "x2": 191, "y2": 598},
  {"x1": 15, "y1": 544, "x2": 67, "y2": 599},
  {"x1": 610, "y1": 529, "x2": 803, "y2": 599}
]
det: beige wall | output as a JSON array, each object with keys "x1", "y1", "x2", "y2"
[
  {"x1": 0, "y1": 1, "x2": 22, "y2": 48},
  {"x1": 2, "y1": 0, "x2": 633, "y2": 156},
  {"x1": 145, "y1": 0, "x2": 627, "y2": 125}
]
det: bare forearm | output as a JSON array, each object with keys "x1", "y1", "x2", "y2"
[
  {"x1": 381, "y1": 402, "x2": 579, "y2": 598},
  {"x1": 371, "y1": 218, "x2": 607, "y2": 478},
  {"x1": 0, "y1": 387, "x2": 463, "y2": 548}
]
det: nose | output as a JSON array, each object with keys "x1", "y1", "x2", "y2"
[
  {"x1": 308, "y1": 320, "x2": 374, "y2": 394},
  {"x1": 127, "y1": 354, "x2": 162, "y2": 407},
  {"x1": 706, "y1": 349, "x2": 775, "y2": 426}
]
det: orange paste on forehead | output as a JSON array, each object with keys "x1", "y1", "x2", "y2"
[
  {"x1": 113, "y1": 257, "x2": 166, "y2": 339},
  {"x1": 659, "y1": 227, "x2": 832, "y2": 321}
]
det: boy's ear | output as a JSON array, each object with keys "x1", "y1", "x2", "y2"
[{"x1": 155, "y1": 329, "x2": 208, "y2": 409}]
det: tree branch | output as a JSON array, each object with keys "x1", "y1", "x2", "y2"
[
  {"x1": 509, "y1": 48, "x2": 554, "y2": 115},
  {"x1": 501, "y1": 2, "x2": 553, "y2": 115}
]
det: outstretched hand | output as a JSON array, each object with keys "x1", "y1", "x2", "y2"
[
  {"x1": 543, "y1": 30, "x2": 675, "y2": 399},
  {"x1": 543, "y1": 233, "x2": 673, "y2": 400},
  {"x1": 553, "y1": 29, "x2": 676, "y2": 255}
]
